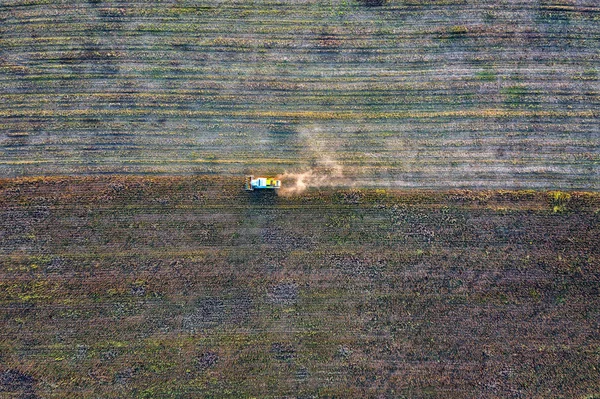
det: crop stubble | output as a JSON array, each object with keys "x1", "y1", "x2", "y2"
[{"x1": 0, "y1": 0, "x2": 598, "y2": 188}]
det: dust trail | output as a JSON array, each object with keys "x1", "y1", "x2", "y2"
[
  {"x1": 277, "y1": 126, "x2": 350, "y2": 195},
  {"x1": 277, "y1": 167, "x2": 349, "y2": 196}
]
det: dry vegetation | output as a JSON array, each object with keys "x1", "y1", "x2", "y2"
[
  {"x1": 1, "y1": 0, "x2": 599, "y2": 397},
  {"x1": 0, "y1": 0, "x2": 598, "y2": 188},
  {"x1": 0, "y1": 175, "x2": 599, "y2": 398}
]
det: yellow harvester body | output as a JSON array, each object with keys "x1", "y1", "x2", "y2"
[{"x1": 245, "y1": 176, "x2": 281, "y2": 191}]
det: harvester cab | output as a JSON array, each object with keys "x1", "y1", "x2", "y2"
[{"x1": 245, "y1": 175, "x2": 281, "y2": 191}]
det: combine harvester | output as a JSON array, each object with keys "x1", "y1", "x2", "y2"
[{"x1": 245, "y1": 175, "x2": 281, "y2": 191}]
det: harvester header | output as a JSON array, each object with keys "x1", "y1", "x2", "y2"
[{"x1": 245, "y1": 175, "x2": 281, "y2": 191}]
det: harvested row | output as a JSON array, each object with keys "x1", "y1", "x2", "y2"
[{"x1": 1, "y1": 0, "x2": 599, "y2": 188}]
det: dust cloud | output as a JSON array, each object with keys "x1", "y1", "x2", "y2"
[
  {"x1": 277, "y1": 164, "x2": 345, "y2": 196},
  {"x1": 277, "y1": 126, "x2": 351, "y2": 196}
]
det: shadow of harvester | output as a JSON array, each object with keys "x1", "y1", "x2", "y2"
[{"x1": 244, "y1": 188, "x2": 280, "y2": 206}]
